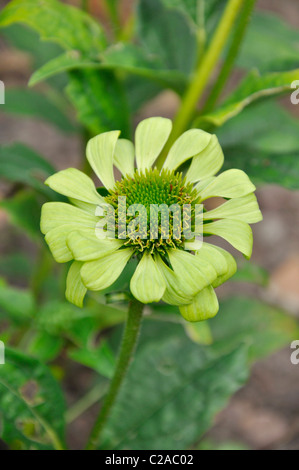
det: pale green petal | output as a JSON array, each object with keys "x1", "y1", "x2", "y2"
[
  {"x1": 135, "y1": 117, "x2": 172, "y2": 170},
  {"x1": 130, "y1": 252, "x2": 166, "y2": 303},
  {"x1": 186, "y1": 135, "x2": 224, "y2": 183},
  {"x1": 198, "y1": 169, "x2": 256, "y2": 201},
  {"x1": 45, "y1": 168, "x2": 104, "y2": 205},
  {"x1": 168, "y1": 249, "x2": 218, "y2": 297},
  {"x1": 81, "y1": 248, "x2": 133, "y2": 291},
  {"x1": 179, "y1": 286, "x2": 219, "y2": 322},
  {"x1": 203, "y1": 219, "x2": 253, "y2": 258},
  {"x1": 155, "y1": 255, "x2": 193, "y2": 306},
  {"x1": 86, "y1": 130, "x2": 120, "y2": 190},
  {"x1": 66, "y1": 261, "x2": 87, "y2": 308},
  {"x1": 163, "y1": 129, "x2": 212, "y2": 171},
  {"x1": 67, "y1": 231, "x2": 123, "y2": 261},
  {"x1": 40, "y1": 202, "x2": 97, "y2": 234},
  {"x1": 194, "y1": 176, "x2": 215, "y2": 194},
  {"x1": 44, "y1": 225, "x2": 96, "y2": 263},
  {"x1": 69, "y1": 198, "x2": 97, "y2": 215},
  {"x1": 203, "y1": 193, "x2": 263, "y2": 223},
  {"x1": 211, "y1": 246, "x2": 237, "y2": 288},
  {"x1": 195, "y1": 242, "x2": 228, "y2": 277},
  {"x1": 45, "y1": 225, "x2": 73, "y2": 263},
  {"x1": 114, "y1": 138, "x2": 135, "y2": 177}
]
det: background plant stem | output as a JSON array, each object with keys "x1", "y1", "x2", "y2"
[
  {"x1": 155, "y1": 0, "x2": 245, "y2": 170},
  {"x1": 86, "y1": 299, "x2": 144, "y2": 450},
  {"x1": 201, "y1": 0, "x2": 257, "y2": 113},
  {"x1": 81, "y1": 0, "x2": 89, "y2": 12}
]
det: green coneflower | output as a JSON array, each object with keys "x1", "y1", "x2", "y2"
[{"x1": 40, "y1": 117, "x2": 262, "y2": 321}]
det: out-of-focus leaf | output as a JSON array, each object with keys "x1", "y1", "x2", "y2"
[
  {"x1": 29, "y1": 51, "x2": 100, "y2": 86},
  {"x1": 161, "y1": 0, "x2": 202, "y2": 28},
  {"x1": 125, "y1": 76, "x2": 163, "y2": 113},
  {"x1": 101, "y1": 44, "x2": 188, "y2": 93},
  {"x1": 0, "y1": 253, "x2": 33, "y2": 283},
  {"x1": 30, "y1": 45, "x2": 188, "y2": 93},
  {"x1": 217, "y1": 102, "x2": 299, "y2": 189},
  {"x1": 0, "y1": 0, "x2": 106, "y2": 53},
  {"x1": 0, "y1": 279, "x2": 35, "y2": 324},
  {"x1": 0, "y1": 143, "x2": 56, "y2": 198},
  {"x1": 233, "y1": 260, "x2": 269, "y2": 286},
  {"x1": 37, "y1": 300, "x2": 126, "y2": 346},
  {"x1": 66, "y1": 69, "x2": 130, "y2": 137},
  {"x1": 100, "y1": 340, "x2": 248, "y2": 450},
  {"x1": 3, "y1": 89, "x2": 75, "y2": 132},
  {"x1": 27, "y1": 331, "x2": 64, "y2": 363},
  {"x1": 68, "y1": 341, "x2": 116, "y2": 379},
  {"x1": 100, "y1": 296, "x2": 297, "y2": 449},
  {"x1": 217, "y1": 101, "x2": 299, "y2": 154},
  {"x1": 197, "y1": 68, "x2": 299, "y2": 127},
  {"x1": 0, "y1": 191, "x2": 42, "y2": 239},
  {"x1": 137, "y1": 0, "x2": 197, "y2": 76},
  {"x1": 211, "y1": 297, "x2": 299, "y2": 362},
  {"x1": 222, "y1": 145, "x2": 299, "y2": 190},
  {"x1": 237, "y1": 12, "x2": 299, "y2": 73},
  {"x1": 0, "y1": 348, "x2": 66, "y2": 450},
  {"x1": 2, "y1": 24, "x2": 67, "y2": 90}
]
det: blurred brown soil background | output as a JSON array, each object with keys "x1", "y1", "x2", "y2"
[{"x1": 0, "y1": 0, "x2": 299, "y2": 450}]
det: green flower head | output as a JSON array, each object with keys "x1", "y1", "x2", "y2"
[{"x1": 40, "y1": 117, "x2": 262, "y2": 322}]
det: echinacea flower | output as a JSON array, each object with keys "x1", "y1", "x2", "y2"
[{"x1": 40, "y1": 117, "x2": 262, "y2": 322}]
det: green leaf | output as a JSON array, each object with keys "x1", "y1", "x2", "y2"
[
  {"x1": 66, "y1": 69, "x2": 130, "y2": 137},
  {"x1": 3, "y1": 88, "x2": 75, "y2": 132},
  {"x1": 0, "y1": 279, "x2": 35, "y2": 324},
  {"x1": 29, "y1": 51, "x2": 100, "y2": 87},
  {"x1": 68, "y1": 341, "x2": 116, "y2": 379},
  {"x1": 211, "y1": 297, "x2": 299, "y2": 362},
  {"x1": 100, "y1": 339, "x2": 248, "y2": 450},
  {"x1": 233, "y1": 260, "x2": 269, "y2": 286},
  {"x1": 0, "y1": 143, "x2": 57, "y2": 198},
  {"x1": 237, "y1": 12, "x2": 299, "y2": 73},
  {"x1": 0, "y1": 348, "x2": 66, "y2": 450},
  {"x1": 0, "y1": 191, "x2": 42, "y2": 239},
  {"x1": 0, "y1": 253, "x2": 33, "y2": 284},
  {"x1": 37, "y1": 300, "x2": 126, "y2": 346},
  {"x1": 27, "y1": 331, "x2": 64, "y2": 363},
  {"x1": 0, "y1": 0, "x2": 106, "y2": 53},
  {"x1": 216, "y1": 101, "x2": 299, "y2": 189},
  {"x1": 223, "y1": 145, "x2": 299, "y2": 190},
  {"x1": 161, "y1": 0, "x2": 202, "y2": 28},
  {"x1": 137, "y1": 0, "x2": 197, "y2": 76},
  {"x1": 30, "y1": 45, "x2": 188, "y2": 93},
  {"x1": 217, "y1": 101, "x2": 299, "y2": 154},
  {"x1": 101, "y1": 44, "x2": 188, "y2": 93},
  {"x1": 99, "y1": 295, "x2": 298, "y2": 450},
  {"x1": 197, "y1": 68, "x2": 299, "y2": 128},
  {"x1": 2, "y1": 24, "x2": 67, "y2": 90},
  {"x1": 125, "y1": 76, "x2": 163, "y2": 113}
]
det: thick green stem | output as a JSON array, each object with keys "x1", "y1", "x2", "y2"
[
  {"x1": 201, "y1": 0, "x2": 257, "y2": 113},
  {"x1": 155, "y1": 0, "x2": 245, "y2": 170},
  {"x1": 86, "y1": 299, "x2": 144, "y2": 450}
]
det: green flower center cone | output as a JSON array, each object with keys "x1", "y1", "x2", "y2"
[{"x1": 105, "y1": 169, "x2": 199, "y2": 255}]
